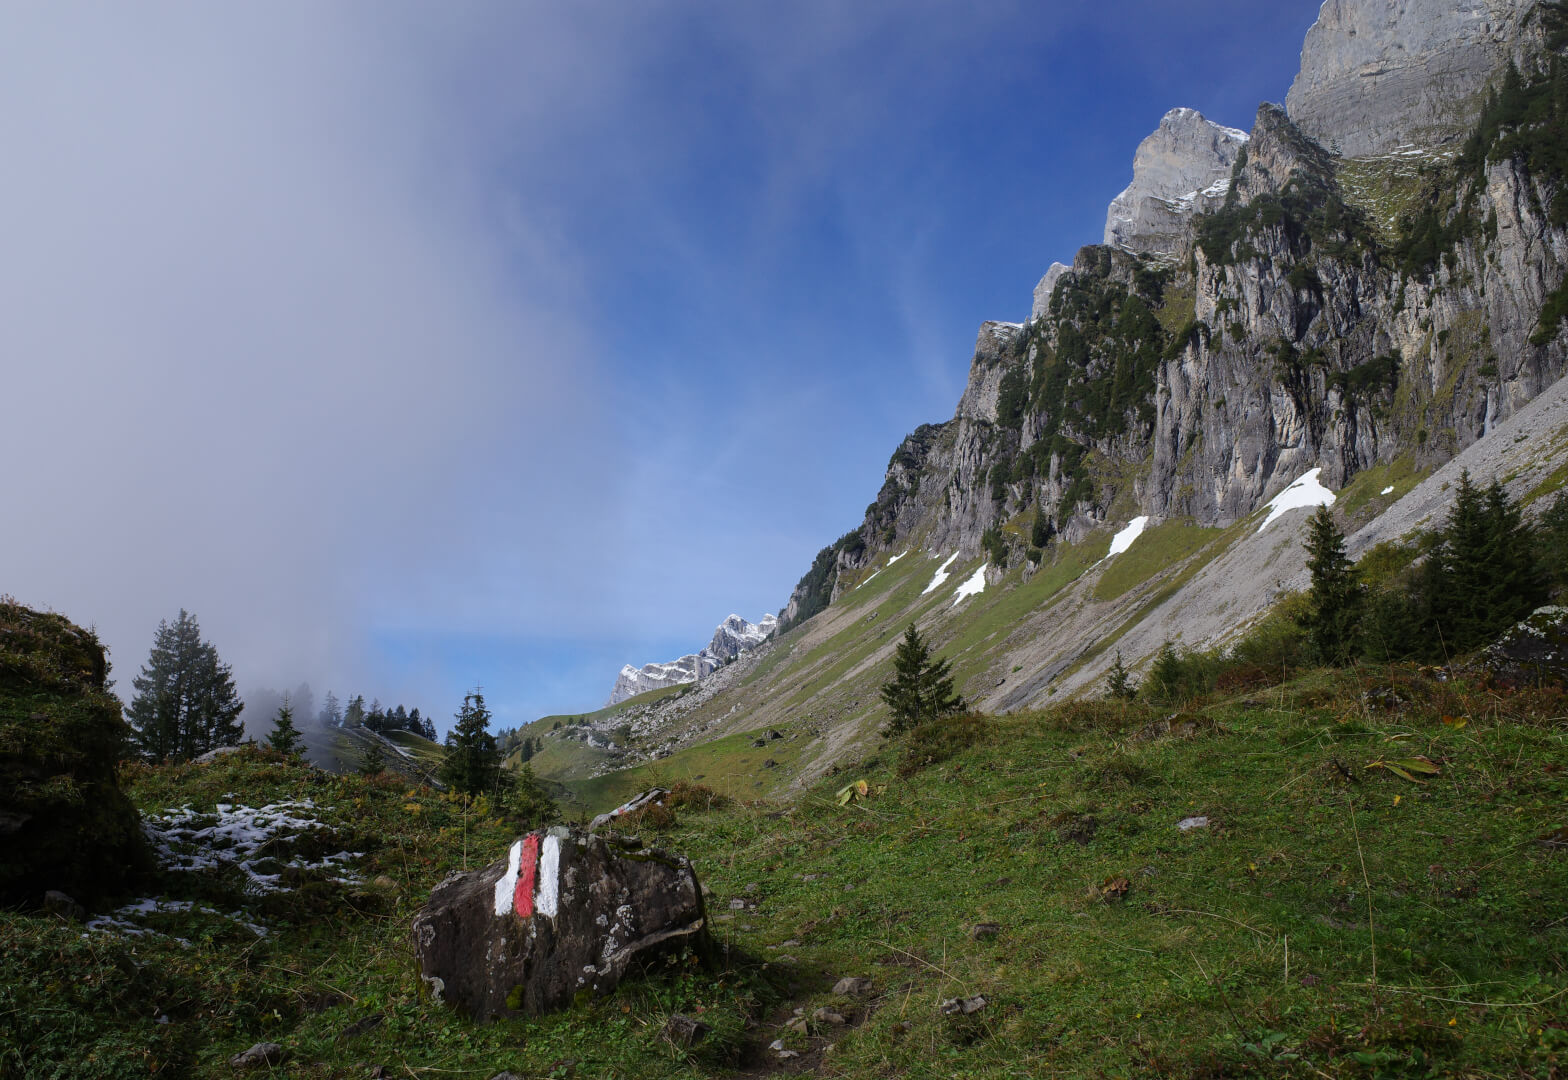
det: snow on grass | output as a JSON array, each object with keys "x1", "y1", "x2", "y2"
[
  {"x1": 1382, "y1": 485, "x2": 1395, "y2": 495},
  {"x1": 1258, "y1": 468, "x2": 1336, "y2": 532},
  {"x1": 952, "y1": 564, "x2": 988, "y2": 606},
  {"x1": 85, "y1": 899, "x2": 268, "y2": 945},
  {"x1": 922, "y1": 552, "x2": 960, "y2": 595},
  {"x1": 857, "y1": 550, "x2": 910, "y2": 589},
  {"x1": 1105, "y1": 516, "x2": 1150, "y2": 559},
  {"x1": 144, "y1": 800, "x2": 363, "y2": 894}
]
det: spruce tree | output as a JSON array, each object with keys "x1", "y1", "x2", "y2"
[
  {"x1": 358, "y1": 739, "x2": 386, "y2": 776},
  {"x1": 1427, "y1": 473, "x2": 1544, "y2": 653},
  {"x1": 1145, "y1": 641, "x2": 1185, "y2": 703},
  {"x1": 319, "y1": 691, "x2": 342, "y2": 727},
  {"x1": 125, "y1": 610, "x2": 244, "y2": 762},
  {"x1": 441, "y1": 690, "x2": 503, "y2": 796},
  {"x1": 1104, "y1": 651, "x2": 1137, "y2": 700},
  {"x1": 267, "y1": 699, "x2": 303, "y2": 757},
  {"x1": 880, "y1": 624, "x2": 964, "y2": 735},
  {"x1": 1299, "y1": 505, "x2": 1363, "y2": 665}
]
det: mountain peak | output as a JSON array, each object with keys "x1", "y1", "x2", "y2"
[{"x1": 1103, "y1": 106, "x2": 1248, "y2": 261}]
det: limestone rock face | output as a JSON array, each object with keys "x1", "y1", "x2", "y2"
[
  {"x1": 1104, "y1": 108, "x2": 1248, "y2": 260},
  {"x1": 412, "y1": 828, "x2": 712, "y2": 1021},
  {"x1": 1286, "y1": 0, "x2": 1536, "y2": 157},
  {"x1": 608, "y1": 614, "x2": 776, "y2": 705},
  {"x1": 955, "y1": 322, "x2": 1027, "y2": 422},
  {"x1": 1030, "y1": 262, "x2": 1071, "y2": 322}
]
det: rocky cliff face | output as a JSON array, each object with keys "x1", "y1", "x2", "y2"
[
  {"x1": 607, "y1": 614, "x2": 776, "y2": 705},
  {"x1": 777, "y1": 0, "x2": 1568, "y2": 621},
  {"x1": 1286, "y1": 0, "x2": 1538, "y2": 157},
  {"x1": 1104, "y1": 107, "x2": 1249, "y2": 261}
]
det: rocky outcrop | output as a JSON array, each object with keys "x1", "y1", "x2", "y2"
[
  {"x1": 776, "y1": 1, "x2": 1568, "y2": 623},
  {"x1": 608, "y1": 614, "x2": 776, "y2": 704},
  {"x1": 0, "y1": 600, "x2": 150, "y2": 907},
  {"x1": 1286, "y1": 0, "x2": 1537, "y2": 157},
  {"x1": 1030, "y1": 263, "x2": 1071, "y2": 322},
  {"x1": 705, "y1": 613, "x2": 777, "y2": 662},
  {"x1": 1104, "y1": 107, "x2": 1248, "y2": 260},
  {"x1": 955, "y1": 322, "x2": 1027, "y2": 422},
  {"x1": 412, "y1": 827, "x2": 711, "y2": 1020}
]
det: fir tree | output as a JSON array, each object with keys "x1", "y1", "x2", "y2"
[
  {"x1": 1538, "y1": 491, "x2": 1568, "y2": 595},
  {"x1": 441, "y1": 689, "x2": 503, "y2": 796},
  {"x1": 1031, "y1": 510, "x2": 1054, "y2": 549},
  {"x1": 267, "y1": 698, "x2": 303, "y2": 757},
  {"x1": 1145, "y1": 641, "x2": 1186, "y2": 703},
  {"x1": 358, "y1": 739, "x2": 386, "y2": 776},
  {"x1": 1427, "y1": 473, "x2": 1544, "y2": 653},
  {"x1": 319, "y1": 691, "x2": 342, "y2": 727},
  {"x1": 506, "y1": 762, "x2": 559, "y2": 826},
  {"x1": 125, "y1": 610, "x2": 244, "y2": 762},
  {"x1": 880, "y1": 624, "x2": 965, "y2": 735},
  {"x1": 1299, "y1": 505, "x2": 1363, "y2": 665},
  {"x1": 1103, "y1": 651, "x2": 1137, "y2": 700}
]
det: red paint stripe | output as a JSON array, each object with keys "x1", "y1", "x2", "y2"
[{"x1": 514, "y1": 833, "x2": 540, "y2": 917}]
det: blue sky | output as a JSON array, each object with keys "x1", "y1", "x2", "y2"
[{"x1": 0, "y1": 2, "x2": 1321, "y2": 734}]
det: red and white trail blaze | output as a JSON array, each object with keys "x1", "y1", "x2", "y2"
[{"x1": 491, "y1": 831, "x2": 563, "y2": 919}]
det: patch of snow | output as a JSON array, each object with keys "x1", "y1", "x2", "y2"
[
  {"x1": 922, "y1": 552, "x2": 960, "y2": 595},
  {"x1": 1257, "y1": 468, "x2": 1336, "y2": 532},
  {"x1": 1106, "y1": 516, "x2": 1151, "y2": 559},
  {"x1": 952, "y1": 564, "x2": 988, "y2": 606},
  {"x1": 857, "y1": 549, "x2": 911, "y2": 589},
  {"x1": 143, "y1": 800, "x2": 364, "y2": 894},
  {"x1": 85, "y1": 897, "x2": 268, "y2": 945},
  {"x1": 1381, "y1": 485, "x2": 1394, "y2": 495}
]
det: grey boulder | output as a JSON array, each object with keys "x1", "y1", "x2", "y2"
[{"x1": 412, "y1": 827, "x2": 712, "y2": 1021}]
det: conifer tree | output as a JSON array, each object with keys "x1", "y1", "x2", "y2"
[
  {"x1": 125, "y1": 610, "x2": 244, "y2": 762},
  {"x1": 880, "y1": 624, "x2": 964, "y2": 735},
  {"x1": 267, "y1": 699, "x2": 303, "y2": 757},
  {"x1": 441, "y1": 689, "x2": 503, "y2": 796},
  {"x1": 1426, "y1": 473, "x2": 1544, "y2": 653},
  {"x1": 1145, "y1": 641, "x2": 1186, "y2": 703},
  {"x1": 319, "y1": 691, "x2": 342, "y2": 727},
  {"x1": 1104, "y1": 651, "x2": 1137, "y2": 700},
  {"x1": 358, "y1": 739, "x2": 386, "y2": 776},
  {"x1": 1299, "y1": 505, "x2": 1363, "y2": 665}
]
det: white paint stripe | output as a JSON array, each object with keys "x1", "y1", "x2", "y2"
[
  {"x1": 493, "y1": 840, "x2": 523, "y2": 916},
  {"x1": 536, "y1": 834, "x2": 561, "y2": 918}
]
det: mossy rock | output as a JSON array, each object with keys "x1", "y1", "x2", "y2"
[{"x1": 0, "y1": 600, "x2": 149, "y2": 906}]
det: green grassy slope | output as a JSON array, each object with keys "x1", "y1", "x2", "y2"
[{"x1": 4, "y1": 667, "x2": 1564, "y2": 1078}]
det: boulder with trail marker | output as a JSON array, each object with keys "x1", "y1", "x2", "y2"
[{"x1": 411, "y1": 826, "x2": 712, "y2": 1020}]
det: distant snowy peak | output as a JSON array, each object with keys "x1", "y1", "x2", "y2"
[
  {"x1": 706, "y1": 613, "x2": 777, "y2": 663},
  {"x1": 606, "y1": 613, "x2": 776, "y2": 705},
  {"x1": 1104, "y1": 107, "x2": 1248, "y2": 261}
]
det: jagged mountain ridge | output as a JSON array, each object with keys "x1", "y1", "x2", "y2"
[
  {"x1": 519, "y1": 0, "x2": 1568, "y2": 801},
  {"x1": 779, "y1": 0, "x2": 1568, "y2": 627},
  {"x1": 606, "y1": 613, "x2": 777, "y2": 705}
]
